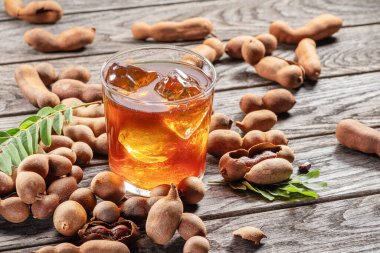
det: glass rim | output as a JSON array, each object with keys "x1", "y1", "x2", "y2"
[{"x1": 100, "y1": 45, "x2": 217, "y2": 105}]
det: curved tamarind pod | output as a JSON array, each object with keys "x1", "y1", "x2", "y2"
[
  {"x1": 51, "y1": 79, "x2": 102, "y2": 102},
  {"x1": 336, "y1": 119, "x2": 380, "y2": 156},
  {"x1": 61, "y1": 98, "x2": 105, "y2": 117},
  {"x1": 269, "y1": 14, "x2": 343, "y2": 44},
  {"x1": 131, "y1": 17, "x2": 213, "y2": 42},
  {"x1": 35, "y1": 62, "x2": 58, "y2": 86},
  {"x1": 70, "y1": 116, "x2": 106, "y2": 137},
  {"x1": 4, "y1": 0, "x2": 63, "y2": 24},
  {"x1": 15, "y1": 64, "x2": 60, "y2": 108},
  {"x1": 24, "y1": 27, "x2": 96, "y2": 52},
  {"x1": 295, "y1": 38, "x2": 321, "y2": 81}
]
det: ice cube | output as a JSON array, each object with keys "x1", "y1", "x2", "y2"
[
  {"x1": 106, "y1": 63, "x2": 160, "y2": 92},
  {"x1": 154, "y1": 69, "x2": 203, "y2": 101}
]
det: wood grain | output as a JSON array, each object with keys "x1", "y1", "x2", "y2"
[{"x1": 0, "y1": 0, "x2": 379, "y2": 64}]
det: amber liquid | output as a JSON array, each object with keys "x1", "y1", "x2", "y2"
[{"x1": 104, "y1": 62, "x2": 213, "y2": 190}]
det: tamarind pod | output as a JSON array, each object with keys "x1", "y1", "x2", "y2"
[
  {"x1": 225, "y1": 36, "x2": 253, "y2": 59},
  {"x1": 255, "y1": 33, "x2": 277, "y2": 55},
  {"x1": 203, "y1": 37, "x2": 225, "y2": 60},
  {"x1": 59, "y1": 66, "x2": 91, "y2": 83},
  {"x1": 241, "y1": 38, "x2": 266, "y2": 66},
  {"x1": 269, "y1": 14, "x2": 343, "y2": 44},
  {"x1": 51, "y1": 79, "x2": 102, "y2": 102},
  {"x1": 131, "y1": 17, "x2": 213, "y2": 42},
  {"x1": 15, "y1": 64, "x2": 60, "y2": 108},
  {"x1": 336, "y1": 119, "x2": 380, "y2": 156},
  {"x1": 295, "y1": 38, "x2": 321, "y2": 81},
  {"x1": 24, "y1": 27, "x2": 96, "y2": 53},
  {"x1": 244, "y1": 158, "x2": 293, "y2": 184},
  {"x1": 4, "y1": 0, "x2": 63, "y2": 24},
  {"x1": 254, "y1": 56, "x2": 304, "y2": 89},
  {"x1": 35, "y1": 62, "x2": 58, "y2": 87},
  {"x1": 182, "y1": 44, "x2": 217, "y2": 67},
  {"x1": 40, "y1": 135, "x2": 74, "y2": 152},
  {"x1": 70, "y1": 116, "x2": 106, "y2": 137},
  {"x1": 33, "y1": 240, "x2": 130, "y2": 253},
  {"x1": 63, "y1": 125, "x2": 108, "y2": 155},
  {"x1": 61, "y1": 98, "x2": 105, "y2": 117},
  {"x1": 49, "y1": 147, "x2": 77, "y2": 164},
  {"x1": 0, "y1": 171, "x2": 15, "y2": 196}
]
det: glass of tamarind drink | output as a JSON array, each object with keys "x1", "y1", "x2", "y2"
[{"x1": 101, "y1": 46, "x2": 216, "y2": 196}]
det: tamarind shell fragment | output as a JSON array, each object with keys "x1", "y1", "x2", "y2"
[
  {"x1": 219, "y1": 142, "x2": 293, "y2": 184},
  {"x1": 78, "y1": 218, "x2": 140, "y2": 245}
]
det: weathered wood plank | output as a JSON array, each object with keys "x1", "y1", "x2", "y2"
[
  {"x1": 0, "y1": 0, "x2": 379, "y2": 64},
  {"x1": 1, "y1": 129, "x2": 380, "y2": 250},
  {"x1": 1, "y1": 71, "x2": 379, "y2": 138},
  {"x1": 0, "y1": 0, "x2": 200, "y2": 21}
]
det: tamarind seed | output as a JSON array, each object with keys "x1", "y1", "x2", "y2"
[{"x1": 298, "y1": 162, "x2": 312, "y2": 174}]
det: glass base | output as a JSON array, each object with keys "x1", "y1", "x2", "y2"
[
  {"x1": 123, "y1": 172, "x2": 205, "y2": 197},
  {"x1": 124, "y1": 181, "x2": 151, "y2": 197}
]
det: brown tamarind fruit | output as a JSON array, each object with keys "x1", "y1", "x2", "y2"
[
  {"x1": 31, "y1": 193, "x2": 60, "y2": 219},
  {"x1": 71, "y1": 141, "x2": 93, "y2": 165},
  {"x1": 40, "y1": 135, "x2": 74, "y2": 152},
  {"x1": 51, "y1": 79, "x2": 102, "y2": 103},
  {"x1": 48, "y1": 154, "x2": 73, "y2": 176},
  {"x1": 70, "y1": 116, "x2": 106, "y2": 137},
  {"x1": 119, "y1": 196, "x2": 162, "y2": 221},
  {"x1": 261, "y1": 89, "x2": 296, "y2": 114},
  {"x1": 295, "y1": 38, "x2": 321, "y2": 81},
  {"x1": 203, "y1": 37, "x2": 225, "y2": 60},
  {"x1": 178, "y1": 176, "x2": 205, "y2": 205},
  {"x1": 269, "y1": 14, "x2": 343, "y2": 44},
  {"x1": 236, "y1": 109, "x2": 277, "y2": 132},
  {"x1": 0, "y1": 171, "x2": 15, "y2": 196},
  {"x1": 90, "y1": 171, "x2": 125, "y2": 203},
  {"x1": 33, "y1": 240, "x2": 131, "y2": 253},
  {"x1": 49, "y1": 147, "x2": 77, "y2": 164},
  {"x1": 16, "y1": 171, "x2": 46, "y2": 204},
  {"x1": 53, "y1": 200, "x2": 87, "y2": 236},
  {"x1": 131, "y1": 17, "x2": 213, "y2": 42},
  {"x1": 17, "y1": 154, "x2": 49, "y2": 178},
  {"x1": 277, "y1": 145, "x2": 295, "y2": 163},
  {"x1": 242, "y1": 129, "x2": 288, "y2": 149},
  {"x1": 47, "y1": 176, "x2": 78, "y2": 203},
  {"x1": 183, "y1": 236, "x2": 210, "y2": 253},
  {"x1": 0, "y1": 197, "x2": 30, "y2": 223},
  {"x1": 207, "y1": 129, "x2": 243, "y2": 157},
  {"x1": 256, "y1": 33, "x2": 278, "y2": 55},
  {"x1": 209, "y1": 113, "x2": 233, "y2": 132},
  {"x1": 241, "y1": 38, "x2": 266, "y2": 66},
  {"x1": 4, "y1": 0, "x2": 63, "y2": 24},
  {"x1": 336, "y1": 119, "x2": 380, "y2": 156},
  {"x1": 69, "y1": 188, "x2": 97, "y2": 214},
  {"x1": 59, "y1": 65, "x2": 91, "y2": 83},
  {"x1": 69, "y1": 165, "x2": 84, "y2": 183},
  {"x1": 254, "y1": 56, "x2": 305, "y2": 89},
  {"x1": 15, "y1": 64, "x2": 60, "y2": 108},
  {"x1": 146, "y1": 184, "x2": 183, "y2": 245},
  {"x1": 24, "y1": 27, "x2": 96, "y2": 53},
  {"x1": 61, "y1": 98, "x2": 105, "y2": 117},
  {"x1": 93, "y1": 201, "x2": 120, "y2": 223},
  {"x1": 35, "y1": 62, "x2": 58, "y2": 86},
  {"x1": 244, "y1": 158, "x2": 293, "y2": 184},
  {"x1": 178, "y1": 213, "x2": 207, "y2": 240},
  {"x1": 150, "y1": 184, "x2": 171, "y2": 197},
  {"x1": 240, "y1": 94, "x2": 264, "y2": 114}
]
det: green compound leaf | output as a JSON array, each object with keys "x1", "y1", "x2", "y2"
[
  {"x1": 64, "y1": 107, "x2": 73, "y2": 123},
  {"x1": 215, "y1": 170, "x2": 327, "y2": 202},
  {"x1": 0, "y1": 152, "x2": 12, "y2": 175},
  {"x1": 29, "y1": 124, "x2": 40, "y2": 153},
  {"x1": 19, "y1": 130, "x2": 33, "y2": 155},
  {"x1": 37, "y1": 107, "x2": 56, "y2": 117},
  {"x1": 4, "y1": 143, "x2": 21, "y2": 166},
  {"x1": 53, "y1": 112, "x2": 64, "y2": 135},
  {"x1": 40, "y1": 118, "x2": 52, "y2": 146}
]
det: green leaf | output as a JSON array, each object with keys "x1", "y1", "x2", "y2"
[
  {"x1": 301, "y1": 182, "x2": 328, "y2": 191},
  {"x1": 267, "y1": 188, "x2": 290, "y2": 198},
  {"x1": 6, "y1": 128, "x2": 20, "y2": 136},
  {"x1": 64, "y1": 107, "x2": 73, "y2": 122},
  {"x1": 293, "y1": 170, "x2": 321, "y2": 182},
  {"x1": 19, "y1": 116, "x2": 41, "y2": 129},
  {"x1": 281, "y1": 184, "x2": 318, "y2": 198},
  {"x1": 0, "y1": 152, "x2": 12, "y2": 175},
  {"x1": 0, "y1": 131, "x2": 11, "y2": 144},
  {"x1": 40, "y1": 118, "x2": 52, "y2": 146},
  {"x1": 229, "y1": 182, "x2": 247, "y2": 190},
  {"x1": 54, "y1": 104, "x2": 66, "y2": 111},
  {"x1": 37, "y1": 107, "x2": 55, "y2": 117},
  {"x1": 242, "y1": 181, "x2": 275, "y2": 201},
  {"x1": 53, "y1": 112, "x2": 63, "y2": 135},
  {"x1": 13, "y1": 138, "x2": 28, "y2": 160},
  {"x1": 29, "y1": 124, "x2": 39, "y2": 153},
  {"x1": 3, "y1": 143, "x2": 21, "y2": 166},
  {"x1": 19, "y1": 130, "x2": 33, "y2": 155}
]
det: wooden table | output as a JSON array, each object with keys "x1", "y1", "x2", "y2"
[{"x1": 0, "y1": 0, "x2": 379, "y2": 252}]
